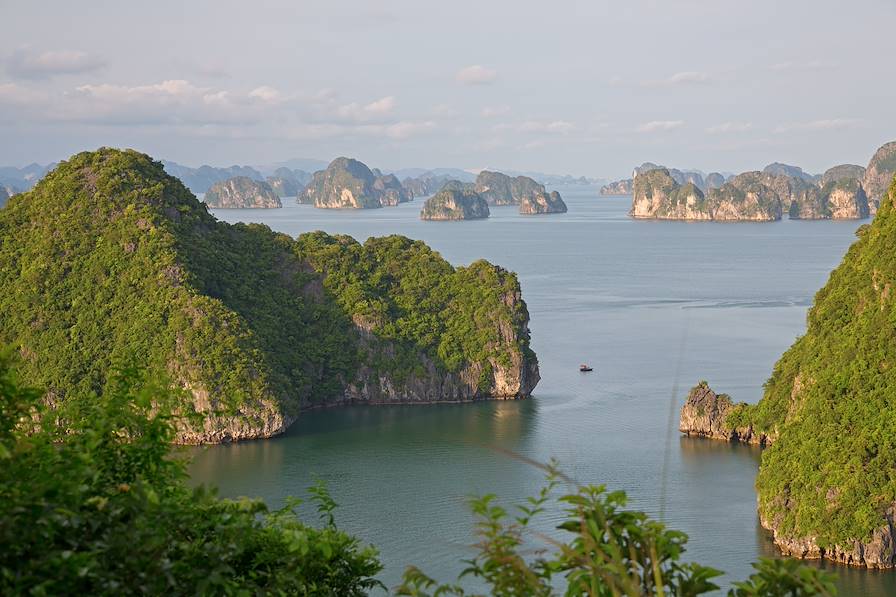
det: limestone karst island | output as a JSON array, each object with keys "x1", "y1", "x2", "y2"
[{"x1": 2, "y1": 1, "x2": 895, "y2": 595}]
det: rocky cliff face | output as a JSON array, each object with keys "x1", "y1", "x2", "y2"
[
  {"x1": 863, "y1": 141, "x2": 896, "y2": 214},
  {"x1": 630, "y1": 169, "x2": 782, "y2": 221},
  {"x1": 762, "y1": 162, "x2": 818, "y2": 183},
  {"x1": 0, "y1": 186, "x2": 9, "y2": 208},
  {"x1": 343, "y1": 281, "x2": 540, "y2": 404},
  {"x1": 372, "y1": 173, "x2": 410, "y2": 206},
  {"x1": 303, "y1": 157, "x2": 409, "y2": 208},
  {"x1": 266, "y1": 176, "x2": 300, "y2": 197},
  {"x1": 420, "y1": 188, "x2": 490, "y2": 220},
  {"x1": 519, "y1": 190, "x2": 567, "y2": 214},
  {"x1": 705, "y1": 172, "x2": 727, "y2": 189},
  {"x1": 474, "y1": 171, "x2": 550, "y2": 206},
  {"x1": 204, "y1": 176, "x2": 282, "y2": 209},
  {"x1": 822, "y1": 164, "x2": 865, "y2": 186},
  {"x1": 599, "y1": 179, "x2": 633, "y2": 195},
  {"x1": 402, "y1": 173, "x2": 454, "y2": 198},
  {"x1": 760, "y1": 507, "x2": 896, "y2": 570},
  {"x1": 678, "y1": 382, "x2": 774, "y2": 445},
  {"x1": 819, "y1": 178, "x2": 870, "y2": 219}
]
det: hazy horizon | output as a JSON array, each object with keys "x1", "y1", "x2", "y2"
[{"x1": 2, "y1": 0, "x2": 894, "y2": 179}]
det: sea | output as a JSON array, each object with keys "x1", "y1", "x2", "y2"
[{"x1": 189, "y1": 186, "x2": 891, "y2": 595}]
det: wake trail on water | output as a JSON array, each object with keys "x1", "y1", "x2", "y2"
[{"x1": 659, "y1": 308, "x2": 691, "y2": 523}]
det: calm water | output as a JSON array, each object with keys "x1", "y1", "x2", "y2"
[{"x1": 190, "y1": 187, "x2": 892, "y2": 595}]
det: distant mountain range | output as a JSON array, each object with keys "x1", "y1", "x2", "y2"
[{"x1": 0, "y1": 158, "x2": 605, "y2": 196}]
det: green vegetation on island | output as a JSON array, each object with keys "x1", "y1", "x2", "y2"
[
  {"x1": 204, "y1": 175, "x2": 282, "y2": 208},
  {"x1": 303, "y1": 157, "x2": 410, "y2": 208},
  {"x1": 419, "y1": 187, "x2": 490, "y2": 220},
  {"x1": 0, "y1": 149, "x2": 538, "y2": 443},
  {"x1": 683, "y1": 175, "x2": 896, "y2": 568}
]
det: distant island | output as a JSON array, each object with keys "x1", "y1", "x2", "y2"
[
  {"x1": 630, "y1": 169, "x2": 783, "y2": 221},
  {"x1": 420, "y1": 187, "x2": 490, "y2": 220},
  {"x1": 472, "y1": 170, "x2": 568, "y2": 214},
  {"x1": 204, "y1": 176, "x2": 282, "y2": 209},
  {"x1": 680, "y1": 173, "x2": 896, "y2": 569},
  {"x1": 619, "y1": 141, "x2": 896, "y2": 221},
  {"x1": 302, "y1": 157, "x2": 410, "y2": 209},
  {"x1": 519, "y1": 190, "x2": 567, "y2": 214}
]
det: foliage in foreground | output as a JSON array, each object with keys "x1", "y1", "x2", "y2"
[
  {"x1": 0, "y1": 354, "x2": 382, "y2": 595},
  {"x1": 398, "y1": 463, "x2": 837, "y2": 597}
]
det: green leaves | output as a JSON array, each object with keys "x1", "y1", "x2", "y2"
[
  {"x1": 0, "y1": 357, "x2": 383, "y2": 595},
  {"x1": 398, "y1": 463, "x2": 835, "y2": 597}
]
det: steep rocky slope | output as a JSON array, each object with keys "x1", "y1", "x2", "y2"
[
  {"x1": 474, "y1": 171, "x2": 553, "y2": 206},
  {"x1": 303, "y1": 157, "x2": 410, "y2": 208},
  {"x1": 0, "y1": 149, "x2": 539, "y2": 443},
  {"x1": 599, "y1": 179, "x2": 633, "y2": 196},
  {"x1": 519, "y1": 190, "x2": 568, "y2": 214},
  {"x1": 630, "y1": 169, "x2": 782, "y2": 221},
  {"x1": 863, "y1": 141, "x2": 896, "y2": 214},
  {"x1": 680, "y1": 174, "x2": 896, "y2": 568},
  {"x1": 420, "y1": 188, "x2": 490, "y2": 220},
  {"x1": 204, "y1": 176, "x2": 282, "y2": 209}
]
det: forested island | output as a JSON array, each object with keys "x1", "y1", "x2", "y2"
[
  {"x1": 0, "y1": 149, "x2": 539, "y2": 444},
  {"x1": 203, "y1": 176, "x2": 282, "y2": 209},
  {"x1": 680, "y1": 175, "x2": 896, "y2": 568},
  {"x1": 612, "y1": 141, "x2": 896, "y2": 222},
  {"x1": 420, "y1": 187, "x2": 490, "y2": 220},
  {"x1": 302, "y1": 157, "x2": 410, "y2": 208}
]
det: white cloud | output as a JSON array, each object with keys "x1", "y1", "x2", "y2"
[
  {"x1": 664, "y1": 71, "x2": 710, "y2": 85},
  {"x1": 481, "y1": 105, "x2": 510, "y2": 118},
  {"x1": 774, "y1": 118, "x2": 862, "y2": 133},
  {"x1": 6, "y1": 48, "x2": 106, "y2": 79},
  {"x1": 706, "y1": 121, "x2": 753, "y2": 134},
  {"x1": 0, "y1": 78, "x2": 436, "y2": 143},
  {"x1": 636, "y1": 120, "x2": 685, "y2": 133},
  {"x1": 335, "y1": 96, "x2": 396, "y2": 122},
  {"x1": 456, "y1": 65, "x2": 497, "y2": 86},
  {"x1": 248, "y1": 86, "x2": 282, "y2": 102},
  {"x1": 518, "y1": 120, "x2": 574, "y2": 134},
  {"x1": 382, "y1": 120, "x2": 436, "y2": 139}
]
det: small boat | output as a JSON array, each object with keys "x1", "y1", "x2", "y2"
[{"x1": 579, "y1": 364, "x2": 593, "y2": 372}]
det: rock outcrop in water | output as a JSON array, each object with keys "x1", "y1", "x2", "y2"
[
  {"x1": 629, "y1": 169, "x2": 782, "y2": 221},
  {"x1": 402, "y1": 172, "x2": 456, "y2": 198},
  {"x1": 519, "y1": 190, "x2": 568, "y2": 214},
  {"x1": 600, "y1": 179, "x2": 633, "y2": 195},
  {"x1": 679, "y1": 382, "x2": 774, "y2": 445},
  {"x1": 303, "y1": 157, "x2": 410, "y2": 208},
  {"x1": 420, "y1": 188, "x2": 490, "y2": 220},
  {"x1": 0, "y1": 149, "x2": 540, "y2": 444},
  {"x1": 863, "y1": 141, "x2": 896, "y2": 214},
  {"x1": 204, "y1": 176, "x2": 282, "y2": 209},
  {"x1": 474, "y1": 171, "x2": 549, "y2": 206}
]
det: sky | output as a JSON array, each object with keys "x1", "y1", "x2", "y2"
[{"x1": 1, "y1": 0, "x2": 894, "y2": 179}]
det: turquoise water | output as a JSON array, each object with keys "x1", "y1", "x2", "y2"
[{"x1": 190, "y1": 187, "x2": 891, "y2": 595}]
